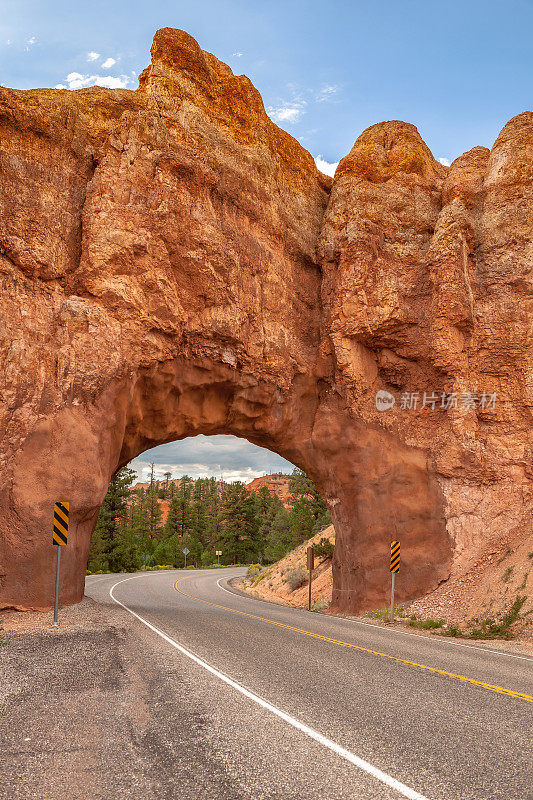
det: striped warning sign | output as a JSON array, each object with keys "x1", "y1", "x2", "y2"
[
  {"x1": 390, "y1": 540, "x2": 400, "y2": 573},
  {"x1": 53, "y1": 502, "x2": 69, "y2": 546}
]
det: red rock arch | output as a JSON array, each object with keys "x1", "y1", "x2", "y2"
[
  {"x1": 4, "y1": 354, "x2": 450, "y2": 612},
  {"x1": 1, "y1": 29, "x2": 530, "y2": 613}
]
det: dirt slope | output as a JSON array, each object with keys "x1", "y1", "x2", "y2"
[
  {"x1": 240, "y1": 525, "x2": 532, "y2": 640},
  {"x1": 240, "y1": 526, "x2": 335, "y2": 609}
]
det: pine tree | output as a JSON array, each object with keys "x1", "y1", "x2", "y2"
[
  {"x1": 87, "y1": 466, "x2": 136, "y2": 571},
  {"x1": 147, "y1": 463, "x2": 163, "y2": 538},
  {"x1": 130, "y1": 490, "x2": 152, "y2": 567},
  {"x1": 177, "y1": 476, "x2": 193, "y2": 538},
  {"x1": 288, "y1": 497, "x2": 316, "y2": 546},
  {"x1": 265, "y1": 505, "x2": 292, "y2": 562},
  {"x1": 219, "y1": 483, "x2": 261, "y2": 563},
  {"x1": 163, "y1": 492, "x2": 180, "y2": 538},
  {"x1": 288, "y1": 468, "x2": 331, "y2": 533}
]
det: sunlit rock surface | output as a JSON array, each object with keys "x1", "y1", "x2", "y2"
[{"x1": 0, "y1": 29, "x2": 530, "y2": 612}]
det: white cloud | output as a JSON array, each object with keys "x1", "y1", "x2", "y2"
[
  {"x1": 232, "y1": 51, "x2": 243, "y2": 57},
  {"x1": 316, "y1": 83, "x2": 340, "y2": 102},
  {"x1": 66, "y1": 71, "x2": 85, "y2": 88},
  {"x1": 6, "y1": 40, "x2": 11, "y2": 46},
  {"x1": 24, "y1": 35, "x2": 36, "y2": 51},
  {"x1": 101, "y1": 57, "x2": 116, "y2": 68},
  {"x1": 438, "y1": 157, "x2": 451, "y2": 167},
  {"x1": 129, "y1": 435, "x2": 294, "y2": 483},
  {"x1": 62, "y1": 71, "x2": 131, "y2": 90},
  {"x1": 315, "y1": 155, "x2": 339, "y2": 177},
  {"x1": 87, "y1": 51, "x2": 100, "y2": 62},
  {"x1": 267, "y1": 103, "x2": 306, "y2": 124},
  {"x1": 93, "y1": 75, "x2": 128, "y2": 88}
]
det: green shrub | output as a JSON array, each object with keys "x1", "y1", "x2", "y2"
[
  {"x1": 501, "y1": 566, "x2": 513, "y2": 583},
  {"x1": 442, "y1": 624, "x2": 463, "y2": 637},
  {"x1": 247, "y1": 563, "x2": 262, "y2": 580},
  {"x1": 313, "y1": 538, "x2": 334, "y2": 559},
  {"x1": 366, "y1": 609, "x2": 389, "y2": 620},
  {"x1": 286, "y1": 566, "x2": 307, "y2": 591},
  {"x1": 201, "y1": 551, "x2": 216, "y2": 568},
  {"x1": 408, "y1": 615, "x2": 444, "y2": 630},
  {"x1": 311, "y1": 599, "x2": 330, "y2": 612},
  {"x1": 186, "y1": 564, "x2": 196, "y2": 569},
  {"x1": 469, "y1": 596, "x2": 526, "y2": 639}
]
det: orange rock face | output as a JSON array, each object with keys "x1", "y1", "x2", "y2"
[
  {"x1": 244, "y1": 475, "x2": 293, "y2": 508},
  {"x1": 0, "y1": 29, "x2": 530, "y2": 613}
]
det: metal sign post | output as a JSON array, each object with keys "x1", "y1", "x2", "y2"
[
  {"x1": 52, "y1": 502, "x2": 69, "y2": 627},
  {"x1": 182, "y1": 547, "x2": 190, "y2": 568},
  {"x1": 307, "y1": 546, "x2": 314, "y2": 611},
  {"x1": 390, "y1": 540, "x2": 400, "y2": 621},
  {"x1": 53, "y1": 547, "x2": 61, "y2": 627},
  {"x1": 216, "y1": 550, "x2": 222, "y2": 564}
]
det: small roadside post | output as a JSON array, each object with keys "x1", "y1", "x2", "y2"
[
  {"x1": 183, "y1": 547, "x2": 190, "y2": 568},
  {"x1": 307, "y1": 545, "x2": 314, "y2": 611},
  {"x1": 390, "y1": 540, "x2": 400, "y2": 621},
  {"x1": 216, "y1": 550, "x2": 222, "y2": 565},
  {"x1": 52, "y1": 502, "x2": 69, "y2": 627}
]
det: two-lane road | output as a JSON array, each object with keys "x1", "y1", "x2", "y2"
[{"x1": 86, "y1": 569, "x2": 533, "y2": 800}]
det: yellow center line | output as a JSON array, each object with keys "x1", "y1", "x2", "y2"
[{"x1": 172, "y1": 576, "x2": 533, "y2": 704}]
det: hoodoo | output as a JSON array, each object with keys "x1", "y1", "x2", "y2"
[{"x1": 0, "y1": 28, "x2": 531, "y2": 612}]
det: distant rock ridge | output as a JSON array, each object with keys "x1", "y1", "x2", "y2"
[{"x1": 0, "y1": 28, "x2": 531, "y2": 613}]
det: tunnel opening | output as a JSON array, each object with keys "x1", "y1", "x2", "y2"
[
  {"x1": 1, "y1": 356, "x2": 452, "y2": 614},
  {"x1": 87, "y1": 434, "x2": 333, "y2": 577}
]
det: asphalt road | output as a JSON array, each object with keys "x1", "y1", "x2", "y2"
[{"x1": 85, "y1": 568, "x2": 533, "y2": 800}]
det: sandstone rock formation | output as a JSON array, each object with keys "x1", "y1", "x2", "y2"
[{"x1": 0, "y1": 28, "x2": 531, "y2": 613}]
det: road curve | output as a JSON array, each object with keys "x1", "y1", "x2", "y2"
[{"x1": 86, "y1": 568, "x2": 533, "y2": 800}]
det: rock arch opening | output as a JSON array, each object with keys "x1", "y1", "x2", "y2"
[
  {"x1": 1, "y1": 354, "x2": 451, "y2": 613},
  {"x1": 90, "y1": 433, "x2": 323, "y2": 572}
]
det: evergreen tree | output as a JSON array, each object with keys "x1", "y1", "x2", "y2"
[
  {"x1": 163, "y1": 492, "x2": 180, "y2": 539},
  {"x1": 219, "y1": 483, "x2": 261, "y2": 563},
  {"x1": 109, "y1": 527, "x2": 143, "y2": 572},
  {"x1": 97, "y1": 466, "x2": 136, "y2": 543},
  {"x1": 130, "y1": 490, "x2": 152, "y2": 567},
  {"x1": 289, "y1": 468, "x2": 331, "y2": 534},
  {"x1": 288, "y1": 496, "x2": 316, "y2": 546},
  {"x1": 87, "y1": 466, "x2": 136, "y2": 571},
  {"x1": 176, "y1": 476, "x2": 193, "y2": 537},
  {"x1": 264, "y1": 503, "x2": 292, "y2": 562},
  {"x1": 147, "y1": 463, "x2": 163, "y2": 538}
]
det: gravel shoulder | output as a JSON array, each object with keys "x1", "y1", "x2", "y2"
[{"x1": 0, "y1": 596, "x2": 255, "y2": 800}]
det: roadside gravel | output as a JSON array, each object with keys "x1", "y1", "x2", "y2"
[{"x1": 0, "y1": 597, "x2": 246, "y2": 800}]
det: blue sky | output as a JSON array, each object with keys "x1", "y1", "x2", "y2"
[{"x1": 2, "y1": 0, "x2": 530, "y2": 480}]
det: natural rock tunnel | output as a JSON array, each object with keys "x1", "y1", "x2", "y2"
[{"x1": 0, "y1": 28, "x2": 530, "y2": 612}]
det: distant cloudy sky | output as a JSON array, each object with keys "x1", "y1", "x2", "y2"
[
  {"x1": 2, "y1": 1, "x2": 531, "y2": 478},
  {"x1": 1, "y1": 0, "x2": 531, "y2": 172},
  {"x1": 130, "y1": 436, "x2": 294, "y2": 484}
]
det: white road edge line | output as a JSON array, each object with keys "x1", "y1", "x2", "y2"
[
  {"x1": 216, "y1": 577, "x2": 533, "y2": 663},
  {"x1": 110, "y1": 574, "x2": 431, "y2": 800}
]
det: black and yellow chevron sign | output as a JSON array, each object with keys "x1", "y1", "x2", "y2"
[
  {"x1": 390, "y1": 540, "x2": 400, "y2": 573},
  {"x1": 53, "y1": 502, "x2": 69, "y2": 546}
]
